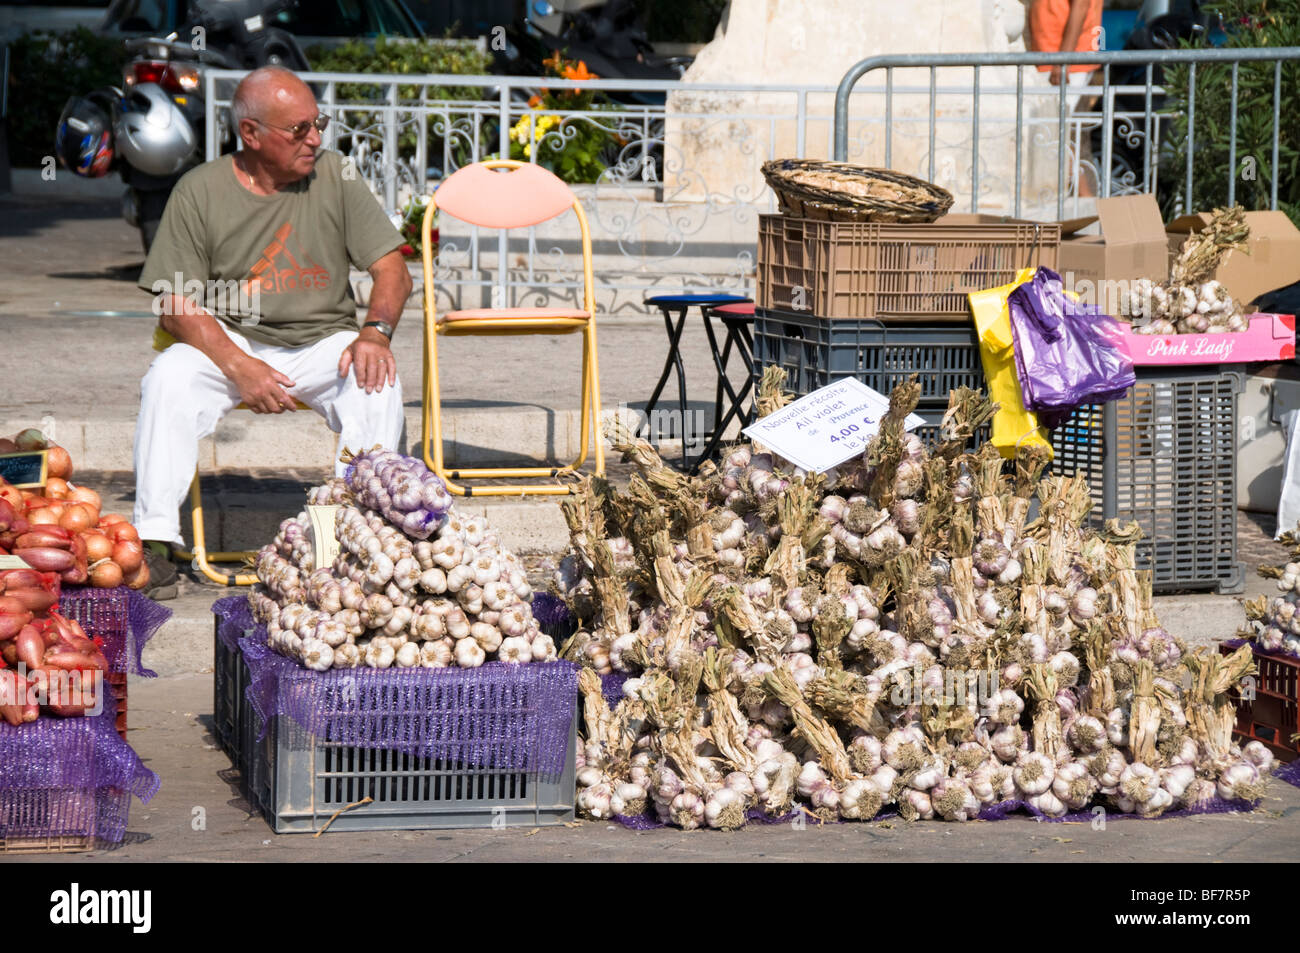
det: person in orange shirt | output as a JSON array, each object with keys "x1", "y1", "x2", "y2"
[
  {"x1": 1030, "y1": 0, "x2": 1104, "y2": 85},
  {"x1": 1028, "y1": 0, "x2": 1104, "y2": 196}
]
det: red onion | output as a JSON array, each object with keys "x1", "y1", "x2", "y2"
[
  {"x1": 14, "y1": 547, "x2": 76, "y2": 573},
  {"x1": 15, "y1": 625, "x2": 44, "y2": 670}
]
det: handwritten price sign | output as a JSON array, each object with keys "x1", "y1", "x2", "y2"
[{"x1": 742, "y1": 379, "x2": 926, "y2": 473}]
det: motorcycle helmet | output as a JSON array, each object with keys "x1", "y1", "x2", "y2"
[
  {"x1": 56, "y1": 89, "x2": 119, "y2": 178},
  {"x1": 113, "y1": 84, "x2": 198, "y2": 178}
]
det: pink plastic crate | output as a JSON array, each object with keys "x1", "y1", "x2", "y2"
[{"x1": 1114, "y1": 313, "x2": 1295, "y2": 366}]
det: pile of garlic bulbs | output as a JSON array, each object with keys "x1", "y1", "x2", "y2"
[
  {"x1": 1124, "y1": 205, "x2": 1252, "y2": 336},
  {"x1": 560, "y1": 373, "x2": 1273, "y2": 827},
  {"x1": 1125, "y1": 277, "x2": 1248, "y2": 335},
  {"x1": 249, "y1": 453, "x2": 557, "y2": 671},
  {"x1": 1241, "y1": 532, "x2": 1300, "y2": 659}
]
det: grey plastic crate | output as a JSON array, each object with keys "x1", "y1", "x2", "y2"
[
  {"x1": 1049, "y1": 367, "x2": 1246, "y2": 594},
  {"x1": 753, "y1": 308, "x2": 985, "y2": 404},
  {"x1": 228, "y1": 653, "x2": 577, "y2": 834},
  {"x1": 243, "y1": 706, "x2": 576, "y2": 833}
]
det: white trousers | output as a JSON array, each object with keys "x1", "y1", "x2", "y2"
[{"x1": 133, "y1": 327, "x2": 404, "y2": 545}]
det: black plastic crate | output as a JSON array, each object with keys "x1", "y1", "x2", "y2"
[
  {"x1": 213, "y1": 621, "x2": 245, "y2": 764},
  {"x1": 1050, "y1": 367, "x2": 1246, "y2": 594},
  {"x1": 752, "y1": 308, "x2": 985, "y2": 403}
]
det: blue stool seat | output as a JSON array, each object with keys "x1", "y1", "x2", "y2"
[{"x1": 645, "y1": 293, "x2": 751, "y2": 306}]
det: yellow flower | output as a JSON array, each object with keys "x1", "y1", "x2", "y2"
[{"x1": 510, "y1": 115, "x2": 531, "y2": 145}]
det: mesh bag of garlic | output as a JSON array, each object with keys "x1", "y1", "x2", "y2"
[
  {"x1": 1240, "y1": 529, "x2": 1300, "y2": 660},
  {"x1": 557, "y1": 370, "x2": 1277, "y2": 827},
  {"x1": 247, "y1": 448, "x2": 558, "y2": 672},
  {"x1": 1123, "y1": 205, "x2": 1251, "y2": 336}
]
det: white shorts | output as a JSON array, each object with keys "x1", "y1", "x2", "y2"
[{"x1": 132, "y1": 325, "x2": 404, "y2": 545}]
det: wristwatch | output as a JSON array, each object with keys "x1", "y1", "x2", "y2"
[{"x1": 362, "y1": 320, "x2": 394, "y2": 340}]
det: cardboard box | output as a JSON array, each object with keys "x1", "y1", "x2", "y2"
[
  {"x1": 1167, "y1": 210, "x2": 1300, "y2": 307},
  {"x1": 1056, "y1": 194, "x2": 1170, "y2": 303}
]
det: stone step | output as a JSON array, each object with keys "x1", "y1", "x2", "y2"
[{"x1": 1, "y1": 401, "x2": 740, "y2": 476}]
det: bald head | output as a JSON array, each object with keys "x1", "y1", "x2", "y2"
[
  {"x1": 231, "y1": 66, "x2": 312, "y2": 128},
  {"x1": 231, "y1": 66, "x2": 322, "y2": 186}
]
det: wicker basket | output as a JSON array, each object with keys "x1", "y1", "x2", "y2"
[{"x1": 761, "y1": 159, "x2": 954, "y2": 224}]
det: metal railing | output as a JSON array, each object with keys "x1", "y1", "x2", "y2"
[
  {"x1": 833, "y1": 47, "x2": 1300, "y2": 220},
  {"x1": 201, "y1": 49, "x2": 1297, "y2": 311},
  {"x1": 204, "y1": 69, "x2": 862, "y2": 310}
]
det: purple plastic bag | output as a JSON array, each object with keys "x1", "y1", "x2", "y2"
[{"x1": 1009, "y1": 267, "x2": 1136, "y2": 426}]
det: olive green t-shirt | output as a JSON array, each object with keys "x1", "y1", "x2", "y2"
[{"x1": 139, "y1": 150, "x2": 403, "y2": 348}]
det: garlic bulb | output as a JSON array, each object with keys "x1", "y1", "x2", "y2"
[
  {"x1": 1241, "y1": 740, "x2": 1275, "y2": 773},
  {"x1": 394, "y1": 641, "x2": 420, "y2": 668},
  {"x1": 453, "y1": 637, "x2": 486, "y2": 669},
  {"x1": 930, "y1": 777, "x2": 979, "y2": 821},
  {"x1": 498, "y1": 635, "x2": 532, "y2": 663},
  {"x1": 1068, "y1": 714, "x2": 1106, "y2": 754},
  {"x1": 1013, "y1": 751, "x2": 1055, "y2": 796},
  {"x1": 301, "y1": 639, "x2": 334, "y2": 672},
  {"x1": 991, "y1": 725, "x2": 1027, "y2": 764},
  {"x1": 1052, "y1": 761, "x2": 1097, "y2": 809},
  {"x1": 1028, "y1": 790, "x2": 1068, "y2": 817},
  {"x1": 1216, "y1": 761, "x2": 1263, "y2": 803},
  {"x1": 1119, "y1": 762, "x2": 1160, "y2": 804}
]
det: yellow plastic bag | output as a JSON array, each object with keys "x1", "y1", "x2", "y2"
[{"x1": 968, "y1": 268, "x2": 1053, "y2": 460}]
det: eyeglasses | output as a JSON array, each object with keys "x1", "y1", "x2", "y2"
[{"x1": 252, "y1": 113, "x2": 330, "y2": 141}]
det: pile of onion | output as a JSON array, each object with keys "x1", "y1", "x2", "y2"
[{"x1": 0, "y1": 430, "x2": 148, "y2": 590}]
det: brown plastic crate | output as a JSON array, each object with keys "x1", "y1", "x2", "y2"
[
  {"x1": 1220, "y1": 643, "x2": 1298, "y2": 763},
  {"x1": 0, "y1": 788, "x2": 98, "y2": 854},
  {"x1": 0, "y1": 833, "x2": 94, "y2": 853},
  {"x1": 108, "y1": 672, "x2": 127, "y2": 741},
  {"x1": 757, "y1": 214, "x2": 1059, "y2": 321}
]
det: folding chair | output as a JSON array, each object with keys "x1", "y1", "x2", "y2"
[
  {"x1": 151, "y1": 326, "x2": 310, "y2": 586},
  {"x1": 420, "y1": 159, "x2": 604, "y2": 496}
]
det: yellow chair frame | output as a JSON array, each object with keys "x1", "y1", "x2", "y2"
[
  {"x1": 420, "y1": 159, "x2": 604, "y2": 496},
  {"x1": 172, "y1": 398, "x2": 313, "y2": 587}
]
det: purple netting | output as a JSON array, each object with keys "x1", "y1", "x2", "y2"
[
  {"x1": 532, "y1": 592, "x2": 578, "y2": 641},
  {"x1": 527, "y1": 596, "x2": 628, "y2": 708},
  {"x1": 1223, "y1": 636, "x2": 1300, "y2": 664},
  {"x1": 1276, "y1": 758, "x2": 1300, "y2": 788},
  {"x1": 212, "y1": 595, "x2": 252, "y2": 655},
  {"x1": 235, "y1": 633, "x2": 578, "y2": 778},
  {"x1": 974, "y1": 796, "x2": 1257, "y2": 823},
  {"x1": 0, "y1": 705, "x2": 159, "y2": 843},
  {"x1": 600, "y1": 672, "x2": 629, "y2": 709},
  {"x1": 613, "y1": 807, "x2": 838, "y2": 829},
  {"x1": 59, "y1": 586, "x2": 171, "y2": 677},
  {"x1": 0, "y1": 788, "x2": 139, "y2": 849}
]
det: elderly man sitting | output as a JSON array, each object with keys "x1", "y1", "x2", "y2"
[{"x1": 134, "y1": 66, "x2": 412, "y2": 598}]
